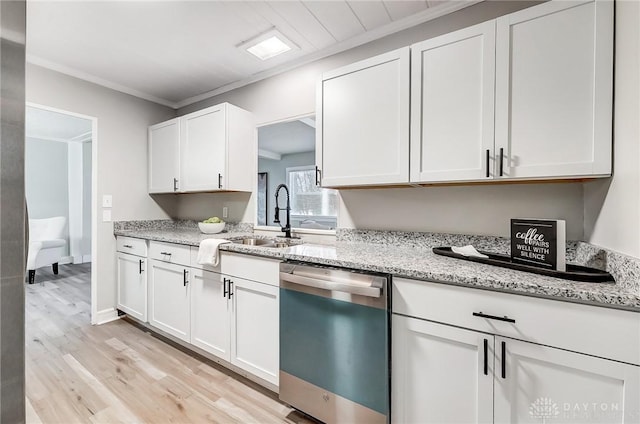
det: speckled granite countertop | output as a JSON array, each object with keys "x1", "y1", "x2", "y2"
[{"x1": 114, "y1": 222, "x2": 640, "y2": 312}]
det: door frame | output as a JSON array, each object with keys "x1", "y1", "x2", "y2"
[{"x1": 26, "y1": 102, "x2": 99, "y2": 324}]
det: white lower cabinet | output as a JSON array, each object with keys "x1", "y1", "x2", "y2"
[
  {"x1": 393, "y1": 315, "x2": 640, "y2": 424},
  {"x1": 392, "y1": 315, "x2": 493, "y2": 423},
  {"x1": 189, "y1": 256, "x2": 280, "y2": 386},
  {"x1": 116, "y1": 252, "x2": 147, "y2": 322},
  {"x1": 392, "y1": 277, "x2": 640, "y2": 423},
  {"x1": 230, "y1": 276, "x2": 279, "y2": 385},
  {"x1": 495, "y1": 337, "x2": 640, "y2": 424},
  {"x1": 148, "y1": 259, "x2": 191, "y2": 342},
  {"x1": 190, "y1": 268, "x2": 230, "y2": 361}
]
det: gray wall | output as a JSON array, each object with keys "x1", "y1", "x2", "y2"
[
  {"x1": 26, "y1": 64, "x2": 175, "y2": 319},
  {"x1": 583, "y1": 0, "x2": 640, "y2": 257},
  {"x1": 25, "y1": 137, "x2": 70, "y2": 256},
  {"x1": 0, "y1": 0, "x2": 26, "y2": 421},
  {"x1": 174, "y1": 0, "x2": 589, "y2": 240},
  {"x1": 259, "y1": 151, "x2": 315, "y2": 227}
]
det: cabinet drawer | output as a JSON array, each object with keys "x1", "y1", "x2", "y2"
[
  {"x1": 148, "y1": 241, "x2": 191, "y2": 266},
  {"x1": 393, "y1": 277, "x2": 640, "y2": 366},
  {"x1": 116, "y1": 237, "x2": 147, "y2": 257},
  {"x1": 189, "y1": 247, "x2": 221, "y2": 273},
  {"x1": 221, "y1": 252, "x2": 280, "y2": 286}
]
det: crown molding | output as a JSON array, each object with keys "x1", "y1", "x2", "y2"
[
  {"x1": 27, "y1": 54, "x2": 178, "y2": 108},
  {"x1": 26, "y1": 0, "x2": 480, "y2": 111}
]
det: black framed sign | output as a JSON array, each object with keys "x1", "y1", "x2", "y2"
[{"x1": 511, "y1": 219, "x2": 566, "y2": 271}]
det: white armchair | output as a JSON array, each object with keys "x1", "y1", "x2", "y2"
[{"x1": 26, "y1": 216, "x2": 67, "y2": 284}]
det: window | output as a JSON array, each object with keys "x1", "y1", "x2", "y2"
[{"x1": 286, "y1": 166, "x2": 338, "y2": 229}]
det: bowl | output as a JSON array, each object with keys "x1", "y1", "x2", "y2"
[{"x1": 198, "y1": 222, "x2": 225, "y2": 234}]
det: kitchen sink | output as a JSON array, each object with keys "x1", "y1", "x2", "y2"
[{"x1": 232, "y1": 238, "x2": 293, "y2": 248}]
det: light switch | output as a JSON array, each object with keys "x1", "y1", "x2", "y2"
[
  {"x1": 102, "y1": 195, "x2": 113, "y2": 208},
  {"x1": 102, "y1": 209, "x2": 112, "y2": 222},
  {"x1": 223, "y1": 206, "x2": 228, "y2": 219}
]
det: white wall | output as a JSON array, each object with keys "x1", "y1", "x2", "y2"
[
  {"x1": 25, "y1": 137, "x2": 70, "y2": 255},
  {"x1": 26, "y1": 64, "x2": 175, "y2": 317},
  {"x1": 584, "y1": 0, "x2": 640, "y2": 258},
  {"x1": 174, "y1": 0, "x2": 586, "y2": 239}
]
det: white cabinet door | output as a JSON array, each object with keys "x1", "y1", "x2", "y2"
[
  {"x1": 148, "y1": 118, "x2": 180, "y2": 193},
  {"x1": 116, "y1": 253, "x2": 147, "y2": 322},
  {"x1": 495, "y1": 337, "x2": 640, "y2": 424},
  {"x1": 318, "y1": 48, "x2": 410, "y2": 187},
  {"x1": 148, "y1": 259, "x2": 190, "y2": 342},
  {"x1": 392, "y1": 315, "x2": 494, "y2": 424},
  {"x1": 230, "y1": 276, "x2": 279, "y2": 385},
  {"x1": 180, "y1": 105, "x2": 226, "y2": 192},
  {"x1": 190, "y1": 269, "x2": 230, "y2": 362},
  {"x1": 495, "y1": 0, "x2": 613, "y2": 179},
  {"x1": 410, "y1": 21, "x2": 496, "y2": 183}
]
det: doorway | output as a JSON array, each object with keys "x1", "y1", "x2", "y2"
[{"x1": 24, "y1": 104, "x2": 98, "y2": 322}]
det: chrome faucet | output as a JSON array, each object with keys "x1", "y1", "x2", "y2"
[{"x1": 274, "y1": 183, "x2": 292, "y2": 238}]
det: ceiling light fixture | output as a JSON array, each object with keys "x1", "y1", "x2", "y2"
[{"x1": 239, "y1": 29, "x2": 298, "y2": 61}]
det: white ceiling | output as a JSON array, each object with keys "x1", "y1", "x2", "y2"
[
  {"x1": 26, "y1": 0, "x2": 475, "y2": 109},
  {"x1": 26, "y1": 106, "x2": 93, "y2": 143},
  {"x1": 259, "y1": 118, "x2": 316, "y2": 156}
]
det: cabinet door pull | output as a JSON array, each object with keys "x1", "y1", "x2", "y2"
[
  {"x1": 160, "y1": 252, "x2": 172, "y2": 256},
  {"x1": 218, "y1": 173, "x2": 222, "y2": 189},
  {"x1": 483, "y1": 338, "x2": 488, "y2": 376},
  {"x1": 123, "y1": 244, "x2": 133, "y2": 249},
  {"x1": 228, "y1": 280, "x2": 234, "y2": 298},
  {"x1": 472, "y1": 312, "x2": 516, "y2": 324},
  {"x1": 223, "y1": 278, "x2": 228, "y2": 298},
  {"x1": 485, "y1": 150, "x2": 490, "y2": 178},
  {"x1": 499, "y1": 148, "x2": 504, "y2": 177},
  {"x1": 501, "y1": 341, "x2": 506, "y2": 379},
  {"x1": 315, "y1": 166, "x2": 321, "y2": 186},
  {"x1": 173, "y1": 177, "x2": 179, "y2": 192},
  {"x1": 183, "y1": 269, "x2": 189, "y2": 286},
  {"x1": 139, "y1": 259, "x2": 144, "y2": 274}
]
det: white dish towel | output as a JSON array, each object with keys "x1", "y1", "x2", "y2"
[
  {"x1": 197, "y1": 239, "x2": 231, "y2": 266},
  {"x1": 451, "y1": 245, "x2": 489, "y2": 259}
]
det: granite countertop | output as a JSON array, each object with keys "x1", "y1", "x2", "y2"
[{"x1": 114, "y1": 226, "x2": 640, "y2": 312}]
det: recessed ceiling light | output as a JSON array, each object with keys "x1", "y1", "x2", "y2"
[{"x1": 239, "y1": 29, "x2": 298, "y2": 61}]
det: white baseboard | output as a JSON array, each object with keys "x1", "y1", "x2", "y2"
[
  {"x1": 82, "y1": 254, "x2": 92, "y2": 263},
  {"x1": 60, "y1": 256, "x2": 73, "y2": 265},
  {"x1": 93, "y1": 308, "x2": 120, "y2": 325}
]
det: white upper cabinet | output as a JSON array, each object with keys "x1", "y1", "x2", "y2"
[
  {"x1": 317, "y1": 0, "x2": 612, "y2": 186},
  {"x1": 410, "y1": 21, "x2": 496, "y2": 183},
  {"x1": 148, "y1": 103, "x2": 255, "y2": 194},
  {"x1": 180, "y1": 105, "x2": 227, "y2": 192},
  {"x1": 148, "y1": 118, "x2": 180, "y2": 193},
  {"x1": 317, "y1": 48, "x2": 410, "y2": 187},
  {"x1": 495, "y1": 0, "x2": 613, "y2": 179}
]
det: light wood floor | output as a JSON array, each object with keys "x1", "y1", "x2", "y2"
[{"x1": 25, "y1": 264, "x2": 309, "y2": 423}]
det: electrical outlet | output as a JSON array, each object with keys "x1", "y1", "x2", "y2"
[
  {"x1": 102, "y1": 194, "x2": 113, "y2": 208},
  {"x1": 102, "y1": 209, "x2": 112, "y2": 222},
  {"x1": 222, "y1": 206, "x2": 228, "y2": 219}
]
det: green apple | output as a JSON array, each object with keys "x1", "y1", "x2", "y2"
[{"x1": 203, "y1": 216, "x2": 222, "y2": 224}]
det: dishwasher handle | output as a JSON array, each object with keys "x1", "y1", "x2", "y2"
[{"x1": 280, "y1": 272, "x2": 382, "y2": 298}]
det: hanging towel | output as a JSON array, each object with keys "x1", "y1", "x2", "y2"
[
  {"x1": 451, "y1": 245, "x2": 489, "y2": 259},
  {"x1": 197, "y1": 239, "x2": 231, "y2": 266}
]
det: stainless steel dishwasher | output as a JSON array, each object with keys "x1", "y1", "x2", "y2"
[{"x1": 279, "y1": 261, "x2": 390, "y2": 424}]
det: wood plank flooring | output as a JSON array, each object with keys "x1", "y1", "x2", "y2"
[{"x1": 25, "y1": 264, "x2": 310, "y2": 423}]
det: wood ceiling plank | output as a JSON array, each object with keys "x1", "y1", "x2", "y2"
[
  {"x1": 347, "y1": 1, "x2": 392, "y2": 31},
  {"x1": 302, "y1": 1, "x2": 366, "y2": 42},
  {"x1": 265, "y1": 1, "x2": 336, "y2": 50},
  {"x1": 382, "y1": 0, "x2": 429, "y2": 21}
]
